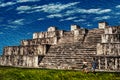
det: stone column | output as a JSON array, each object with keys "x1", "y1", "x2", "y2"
[
  {"x1": 115, "y1": 58, "x2": 118, "y2": 70},
  {"x1": 33, "y1": 56, "x2": 38, "y2": 67},
  {"x1": 118, "y1": 58, "x2": 120, "y2": 70},
  {"x1": 105, "y1": 57, "x2": 107, "y2": 69},
  {"x1": 98, "y1": 57, "x2": 101, "y2": 69},
  {"x1": 113, "y1": 58, "x2": 115, "y2": 70}
]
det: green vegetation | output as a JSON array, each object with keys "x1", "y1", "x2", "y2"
[{"x1": 0, "y1": 66, "x2": 119, "y2": 80}]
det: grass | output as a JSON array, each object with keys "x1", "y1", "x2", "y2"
[{"x1": 0, "y1": 66, "x2": 119, "y2": 80}]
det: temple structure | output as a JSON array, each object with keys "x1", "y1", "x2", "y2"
[{"x1": 0, "y1": 22, "x2": 120, "y2": 71}]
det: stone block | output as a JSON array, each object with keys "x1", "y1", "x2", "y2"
[
  {"x1": 97, "y1": 43, "x2": 104, "y2": 55},
  {"x1": 71, "y1": 25, "x2": 80, "y2": 31},
  {"x1": 48, "y1": 27, "x2": 56, "y2": 32},
  {"x1": 33, "y1": 33, "x2": 38, "y2": 39},
  {"x1": 98, "y1": 22, "x2": 108, "y2": 29}
]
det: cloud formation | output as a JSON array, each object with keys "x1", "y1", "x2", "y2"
[
  {"x1": 10, "y1": 19, "x2": 25, "y2": 25},
  {"x1": 0, "y1": 24, "x2": 18, "y2": 29},
  {"x1": 16, "y1": 2, "x2": 80, "y2": 14},
  {"x1": 73, "y1": 19, "x2": 85, "y2": 22},
  {"x1": 47, "y1": 14, "x2": 63, "y2": 18},
  {"x1": 0, "y1": 2, "x2": 16, "y2": 7},
  {"x1": 38, "y1": 2, "x2": 79, "y2": 13},
  {"x1": 15, "y1": 0, "x2": 111, "y2": 24},
  {"x1": 0, "y1": 0, "x2": 40, "y2": 7},
  {"x1": 116, "y1": 5, "x2": 120, "y2": 8},
  {"x1": 16, "y1": 6, "x2": 32, "y2": 11},
  {"x1": 7, "y1": 25, "x2": 18, "y2": 29},
  {"x1": 94, "y1": 16, "x2": 110, "y2": 20},
  {"x1": 37, "y1": 18, "x2": 44, "y2": 21},
  {"x1": 17, "y1": 0, "x2": 40, "y2": 3},
  {"x1": 65, "y1": 8, "x2": 111, "y2": 15},
  {"x1": 60, "y1": 17, "x2": 77, "y2": 21}
]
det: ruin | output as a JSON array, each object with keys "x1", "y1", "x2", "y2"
[{"x1": 0, "y1": 22, "x2": 120, "y2": 71}]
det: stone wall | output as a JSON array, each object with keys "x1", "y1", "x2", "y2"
[
  {"x1": 33, "y1": 30, "x2": 63, "y2": 39},
  {"x1": 32, "y1": 28, "x2": 87, "y2": 45},
  {"x1": 98, "y1": 22, "x2": 108, "y2": 29},
  {"x1": 96, "y1": 25, "x2": 120, "y2": 71},
  {"x1": 71, "y1": 25, "x2": 80, "y2": 31},
  {"x1": 105, "y1": 26, "x2": 120, "y2": 34},
  {"x1": 102, "y1": 34, "x2": 120, "y2": 43},
  {"x1": 97, "y1": 26, "x2": 120, "y2": 55},
  {"x1": 3, "y1": 45, "x2": 46, "y2": 56},
  {"x1": 21, "y1": 37, "x2": 58, "y2": 46},
  {"x1": 0, "y1": 55, "x2": 38, "y2": 67},
  {"x1": 94, "y1": 56, "x2": 120, "y2": 71},
  {"x1": 1, "y1": 45, "x2": 47, "y2": 67},
  {"x1": 97, "y1": 43, "x2": 120, "y2": 55},
  {"x1": 48, "y1": 26, "x2": 57, "y2": 32}
]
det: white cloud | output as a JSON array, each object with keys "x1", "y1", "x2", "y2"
[
  {"x1": 115, "y1": 12, "x2": 120, "y2": 15},
  {"x1": 83, "y1": 22, "x2": 93, "y2": 27},
  {"x1": 17, "y1": 0, "x2": 40, "y2": 3},
  {"x1": 0, "y1": 0, "x2": 40, "y2": 7},
  {"x1": 16, "y1": 2, "x2": 80, "y2": 14},
  {"x1": 17, "y1": 11, "x2": 25, "y2": 14},
  {"x1": 0, "y1": 2, "x2": 16, "y2": 7},
  {"x1": 0, "y1": 24, "x2": 18, "y2": 29},
  {"x1": 16, "y1": 6, "x2": 32, "y2": 11},
  {"x1": 74, "y1": 19, "x2": 85, "y2": 22},
  {"x1": 80, "y1": 8, "x2": 111, "y2": 14},
  {"x1": 94, "y1": 16, "x2": 110, "y2": 20},
  {"x1": 7, "y1": 25, "x2": 17, "y2": 29},
  {"x1": 79, "y1": 9, "x2": 100, "y2": 14},
  {"x1": 64, "y1": 17, "x2": 77, "y2": 20},
  {"x1": 15, "y1": 1, "x2": 111, "y2": 17},
  {"x1": 65, "y1": 8, "x2": 111, "y2": 15},
  {"x1": 37, "y1": 18, "x2": 44, "y2": 21},
  {"x1": 116, "y1": 5, "x2": 120, "y2": 8},
  {"x1": 47, "y1": 14, "x2": 63, "y2": 18},
  {"x1": 87, "y1": 23, "x2": 93, "y2": 26},
  {"x1": 36, "y1": 2, "x2": 80, "y2": 13},
  {"x1": 11, "y1": 19, "x2": 25, "y2": 25},
  {"x1": 97, "y1": 9, "x2": 111, "y2": 14},
  {"x1": 60, "y1": 17, "x2": 77, "y2": 21}
]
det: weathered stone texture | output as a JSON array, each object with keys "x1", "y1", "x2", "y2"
[
  {"x1": 97, "y1": 43, "x2": 120, "y2": 55},
  {"x1": 0, "y1": 22, "x2": 120, "y2": 71},
  {"x1": 71, "y1": 25, "x2": 80, "y2": 31},
  {"x1": 0, "y1": 55, "x2": 38, "y2": 67},
  {"x1": 4, "y1": 45, "x2": 46, "y2": 56},
  {"x1": 105, "y1": 26, "x2": 120, "y2": 34},
  {"x1": 21, "y1": 37, "x2": 58, "y2": 45},
  {"x1": 102, "y1": 34, "x2": 120, "y2": 43},
  {"x1": 98, "y1": 22, "x2": 108, "y2": 29},
  {"x1": 48, "y1": 26, "x2": 56, "y2": 32},
  {"x1": 33, "y1": 30, "x2": 63, "y2": 39},
  {"x1": 39, "y1": 43, "x2": 96, "y2": 69}
]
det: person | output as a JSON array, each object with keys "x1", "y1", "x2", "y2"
[
  {"x1": 82, "y1": 59, "x2": 88, "y2": 73},
  {"x1": 92, "y1": 58, "x2": 97, "y2": 74}
]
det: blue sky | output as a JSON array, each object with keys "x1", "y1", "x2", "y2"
[{"x1": 0, "y1": 0, "x2": 120, "y2": 55}]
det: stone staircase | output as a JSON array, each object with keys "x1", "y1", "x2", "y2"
[
  {"x1": 39, "y1": 42, "x2": 96, "y2": 69},
  {"x1": 83, "y1": 29, "x2": 104, "y2": 47},
  {"x1": 38, "y1": 29, "x2": 104, "y2": 69}
]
